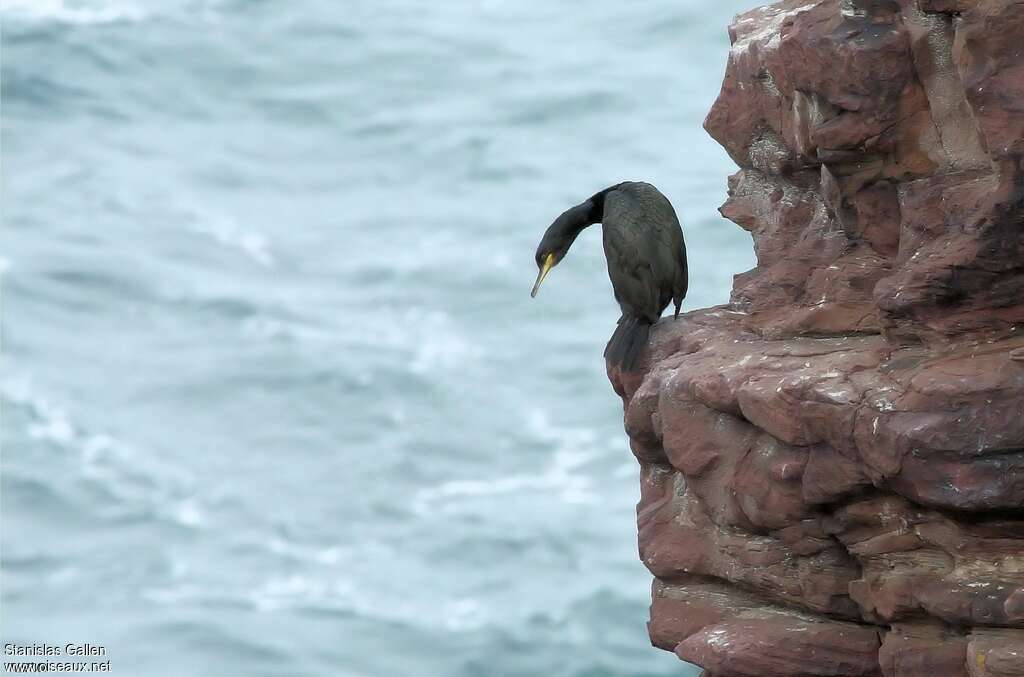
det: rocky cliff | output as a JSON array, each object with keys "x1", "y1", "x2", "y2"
[{"x1": 609, "y1": 1, "x2": 1024, "y2": 675}]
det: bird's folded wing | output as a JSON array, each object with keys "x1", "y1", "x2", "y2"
[{"x1": 604, "y1": 229, "x2": 660, "y2": 322}]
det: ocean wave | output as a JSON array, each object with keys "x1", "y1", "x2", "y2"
[
  {"x1": 248, "y1": 574, "x2": 356, "y2": 613},
  {"x1": 407, "y1": 310, "x2": 481, "y2": 375},
  {"x1": 339, "y1": 307, "x2": 482, "y2": 377},
  {"x1": 248, "y1": 573, "x2": 490, "y2": 634},
  {"x1": 144, "y1": 572, "x2": 355, "y2": 615},
  {"x1": 413, "y1": 408, "x2": 599, "y2": 512},
  {"x1": 265, "y1": 537, "x2": 349, "y2": 565},
  {"x1": 3, "y1": 376, "x2": 81, "y2": 448},
  {"x1": 181, "y1": 205, "x2": 275, "y2": 267},
  {"x1": 1, "y1": 0, "x2": 147, "y2": 25},
  {"x1": 1, "y1": 376, "x2": 209, "y2": 529},
  {"x1": 130, "y1": 618, "x2": 295, "y2": 666},
  {"x1": 239, "y1": 315, "x2": 335, "y2": 344}
]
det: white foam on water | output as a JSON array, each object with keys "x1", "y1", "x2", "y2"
[
  {"x1": 2, "y1": 376, "x2": 208, "y2": 529},
  {"x1": 171, "y1": 498, "x2": 205, "y2": 527},
  {"x1": 412, "y1": 408, "x2": 599, "y2": 512},
  {"x1": 406, "y1": 309, "x2": 482, "y2": 376},
  {"x1": 442, "y1": 597, "x2": 485, "y2": 632},
  {"x1": 184, "y1": 207, "x2": 276, "y2": 268},
  {"x1": 248, "y1": 574, "x2": 356, "y2": 613},
  {"x1": 4, "y1": 376, "x2": 80, "y2": 448},
  {"x1": 231, "y1": 565, "x2": 494, "y2": 635},
  {"x1": 266, "y1": 537, "x2": 349, "y2": 565},
  {"x1": 1, "y1": 0, "x2": 147, "y2": 25}
]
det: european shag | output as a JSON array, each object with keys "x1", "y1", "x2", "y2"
[{"x1": 531, "y1": 182, "x2": 688, "y2": 370}]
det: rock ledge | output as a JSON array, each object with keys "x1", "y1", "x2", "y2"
[{"x1": 610, "y1": 1, "x2": 1024, "y2": 675}]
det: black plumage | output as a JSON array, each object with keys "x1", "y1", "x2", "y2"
[{"x1": 531, "y1": 181, "x2": 688, "y2": 370}]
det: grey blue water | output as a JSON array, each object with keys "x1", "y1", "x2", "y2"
[{"x1": 1, "y1": 1, "x2": 756, "y2": 674}]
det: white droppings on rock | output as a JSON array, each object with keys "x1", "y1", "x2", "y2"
[
  {"x1": 730, "y1": 2, "x2": 815, "y2": 56},
  {"x1": 704, "y1": 627, "x2": 732, "y2": 650}
]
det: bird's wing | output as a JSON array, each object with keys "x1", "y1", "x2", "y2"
[
  {"x1": 642, "y1": 188, "x2": 688, "y2": 310},
  {"x1": 602, "y1": 213, "x2": 661, "y2": 323},
  {"x1": 645, "y1": 210, "x2": 688, "y2": 310}
]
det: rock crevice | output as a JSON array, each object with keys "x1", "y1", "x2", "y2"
[{"x1": 611, "y1": 1, "x2": 1024, "y2": 675}]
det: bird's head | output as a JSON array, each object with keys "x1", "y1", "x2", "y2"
[{"x1": 530, "y1": 212, "x2": 580, "y2": 298}]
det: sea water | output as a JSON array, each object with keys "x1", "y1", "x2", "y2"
[{"x1": 2, "y1": 1, "x2": 757, "y2": 675}]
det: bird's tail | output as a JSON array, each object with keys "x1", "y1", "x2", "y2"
[{"x1": 604, "y1": 315, "x2": 651, "y2": 371}]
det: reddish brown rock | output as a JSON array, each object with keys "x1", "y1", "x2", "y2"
[
  {"x1": 650, "y1": 578, "x2": 881, "y2": 676},
  {"x1": 879, "y1": 623, "x2": 969, "y2": 677},
  {"x1": 677, "y1": 615, "x2": 882, "y2": 677},
  {"x1": 967, "y1": 630, "x2": 1024, "y2": 677},
  {"x1": 611, "y1": 0, "x2": 1024, "y2": 675}
]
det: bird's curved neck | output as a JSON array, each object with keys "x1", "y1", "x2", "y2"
[
  {"x1": 564, "y1": 184, "x2": 617, "y2": 232},
  {"x1": 587, "y1": 182, "x2": 622, "y2": 219},
  {"x1": 552, "y1": 183, "x2": 623, "y2": 252},
  {"x1": 561, "y1": 201, "x2": 600, "y2": 234}
]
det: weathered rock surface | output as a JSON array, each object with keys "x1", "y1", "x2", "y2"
[{"x1": 611, "y1": 1, "x2": 1024, "y2": 675}]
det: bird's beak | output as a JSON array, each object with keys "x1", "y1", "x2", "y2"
[{"x1": 531, "y1": 253, "x2": 557, "y2": 298}]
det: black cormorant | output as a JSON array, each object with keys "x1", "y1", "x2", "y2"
[{"x1": 531, "y1": 182, "x2": 688, "y2": 370}]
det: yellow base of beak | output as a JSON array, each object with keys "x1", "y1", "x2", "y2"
[{"x1": 531, "y1": 254, "x2": 557, "y2": 298}]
